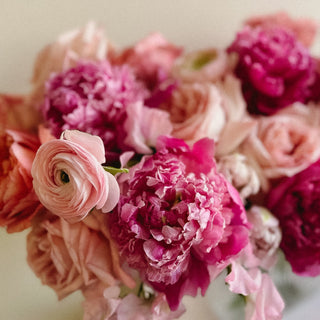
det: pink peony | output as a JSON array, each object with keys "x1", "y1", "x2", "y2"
[
  {"x1": 29, "y1": 22, "x2": 113, "y2": 106},
  {"x1": 245, "y1": 11, "x2": 319, "y2": 48},
  {"x1": 41, "y1": 60, "x2": 148, "y2": 163},
  {"x1": 267, "y1": 158, "x2": 320, "y2": 277},
  {"x1": 228, "y1": 25, "x2": 316, "y2": 115},
  {"x1": 0, "y1": 129, "x2": 41, "y2": 232},
  {"x1": 113, "y1": 32, "x2": 182, "y2": 89},
  {"x1": 241, "y1": 103, "x2": 320, "y2": 190},
  {"x1": 109, "y1": 136, "x2": 250, "y2": 310},
  {"x1": 31, "y1": 130, "x2": 120, "y2": 223},
  {"x1": 27, "y1": 209, "x2": 134, "y2": 300}
]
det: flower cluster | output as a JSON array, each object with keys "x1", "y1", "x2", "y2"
[{"x1": 1, "y1": 11, "x2": 320, "y2": 320}]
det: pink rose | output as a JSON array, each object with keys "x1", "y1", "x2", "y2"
[
  {"x1": 241, "y1": 103, "x2": 320, "y2": 190},
  {"x1": 31, "y1": 130, "x2": 120, "y2": 223},
  {"x1": 245, "y1": 11, "x2": 319, "y2": 48},
  {"x1": 0, "y1": 129, "x2": 41, "y2": 233},
  {"x1": 172, "y1": 48, "x2": 229, "y2": 83},
  {"x1": 29, "y1": 22, "x2": 113, "y2": 106},
  {"x1": 27, "y1": 209, "x2": 134, "y2": 300},
  {"x1": 160, "y1": 82, "x2": 226, "y2": 144}
]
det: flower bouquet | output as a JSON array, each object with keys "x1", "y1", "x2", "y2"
[{"x1": 1, "y1": 11, "x2": 320, "y2": 320}]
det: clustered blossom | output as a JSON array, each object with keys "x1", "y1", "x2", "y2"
[
  {"x1": 4, "y1": 10, "x2": 320, "y2": 320},
  {"x1": 228, "y1": 25, "x2": 316, "y2": 115},
  {"x1": 109, "y1": 136, "x2": 250, "y2": 310}
]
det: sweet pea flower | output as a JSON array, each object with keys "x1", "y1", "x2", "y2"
[
  {"x1": 0, "y1": 129, "x2": 41, "y2": 232},
  {"x1": 241, "y1": 103, "x2": 320, "y2": 190},
  {"x1": 29, "y1": 22, "x2": 113, "y2": 106},
  {"x1": 228, "y1": 25, "x2": 316, "y2": 115},
  {"x1": 109, "y1": 136, "x2": 250, "y2": 310},
  {"x1": 31, "y1": 130, "x2": 120, "y2": 223}
]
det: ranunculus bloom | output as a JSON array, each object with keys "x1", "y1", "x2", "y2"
[
  {"x1": 109, "y1": 136, "x2": 250, "y2": 310},
  {"x1": 31, "y1": 130, "x2": 120, "y2": 223},
  {"x1": 245, "y1": 11, "x2": 318, "y2": 48},
  {"x1": 29, "y1": 22, "x2": 113, "y2": 106},
  {"x1": 241, "y1": 103, "x2": 320, "y2": 191},
  {"x1": 27, "y1": 209, "x2": 134, "y2": 300},
  {"x1": 228, "y1": 25, "x2": 316, "y2": 115},
  {"x1": 267, "y1": 159, "x2": 320, "y2": 277},
  {"x1": 0, "y1": 129, "x2": 41, "y2": 232}
]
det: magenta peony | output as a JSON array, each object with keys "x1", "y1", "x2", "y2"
[
  {"x1": 109, "y1": 136, "x2": 250, "y2": 310},
  {"x1": 31, "y1": 130, "x2": 120, "y2": 223},
  {"x1": 41, "y1": 61, "x2": 148, "y2": 162},
  {"x1": 267, "y1": 158, "x2": 320, "y2": 276},
  {"x1": 228, "y1": 25, "x2": 315, "y2": 115}
]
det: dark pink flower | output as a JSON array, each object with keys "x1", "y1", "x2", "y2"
[
  {"x1": 109, "y1": 136, "x2": 250, "y2": 310},
  {"x1": 41, "y1": 61, "x2": 148, "y2": 163},
  {"x1": 267, "y1": 158, "x2": 320, "y2": 276},
  {"x1": 228, "y1": 26, "x2": 316, "y2": 115}
]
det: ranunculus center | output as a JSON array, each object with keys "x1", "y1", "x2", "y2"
[{"x1": 60, "y1": 170, "x2": 70, "y2": 184}]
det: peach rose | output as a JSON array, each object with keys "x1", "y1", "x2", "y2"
[
  {"x1": 0, "y1": 94, "x2": 40, "y2": 133},
  {"x1": 29, "y1": 22, "x2": 113, "y2": 106},
  {"x1": 241, "y1": 103, "x2": 320, "y2": 190},
  {"x1": 0, "y1": 129, "x2": 41, "y2": 233},
  {"x1": 27, "y1": 209, "x2": 134, "y2": 300},
  {"x1": 31, "y1": 130, "x2": 120, "y2": 223}
]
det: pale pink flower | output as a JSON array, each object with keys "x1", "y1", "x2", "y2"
[
  {"x1": 246, "y1": 206, "x2": 281, "y2": 270},
  {"x1": 29, "y1": 22, "x2": 113, "y2": 106},
  {"x1": 31, "y1": 130, "x2": 120, "y2": 223},
  {"x1": 109, "y1": 136, "x2": 250, "y2": 310},
  {"x1": 241, "y1": 103, "x2": 320, "y2": 190},
  {"x1": 160, "y1": 82, "x2": 226, "y2": 144},
  {"x1": 217, "y1": 153, "x2": 260, "y2": 200},
  {"x1": 172, "y1": 48, "x2": 229, "y2": 83},
  {"x1": 27, "y1": 209, "x2": 133, "y2": 300},
  {"x1": 0, "y1": 129, "x2": 41, "y2": 232},
  {"x1": 245, "y1": 11, "x2": 319, "y2": 48},
  {"x1": 113, "y1": 32, "x2": 182, "y2": 88}
]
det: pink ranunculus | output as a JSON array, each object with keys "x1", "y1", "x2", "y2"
[
  {"x1": 159, "y1": 82, "x2": 226, "y2": 144},
  {"x1": 241, "y1": 103, "x2": 320, "y2": 191},
  {"x1": 0, "y1": 94, "x2": 40, "y2": 133},
  {"x1": 29, "y1": 22, "x2": 113, "y2": 107},
  {"x1": 0, "y1": 129, "x2": 41, "y2": 233},
  {"x1": 246, "y1": 206, "x2": 281, "y2": 270},
  {"x1": 172, "y1": 48, "x2": 229, "y2": 83},
  {"x1": 41, "y1": 60, "x2": 148, "y2": 163},
  {"x1": 109, "y1": 136, "x2": 250, "y2": 310},
  {"x1": 245, "y1": 11, "x2": 319, "y2": 48},
  {"x1": 27, "y1": 209, "x2": 134, "y2": 301},
  {"x1": 267, "y1": 158, "x2": 320, "y2": 277},
  {"x1": 113, "y1": 32, "x2": 182, "y2": 89},
  {"x1": 228, "y1": 25, "x2": 316, "y2": 115},
  {"x1": 31, "y1": 130, "x2": 120, "y2": 223}
]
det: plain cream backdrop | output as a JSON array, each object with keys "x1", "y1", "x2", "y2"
[{"x1": 1, "y1": 1, "x2": 320, "y2": 319}]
